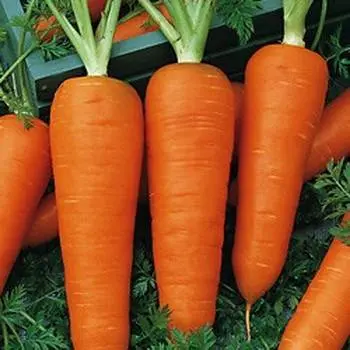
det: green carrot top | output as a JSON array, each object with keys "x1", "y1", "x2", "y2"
[
  {"x1": 0, "y1": 0, "x2": 40, "y2": 128},
  {"x1": 282, "y1": 0, "x2": 314, "y2": 47},
  {"x1": 137, "y1": 0, "x2": 215, "y2": 63},
  {"x1": 43, "y1": 0, "x2": 121, "y2": 76}
]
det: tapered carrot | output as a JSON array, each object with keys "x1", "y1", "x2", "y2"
[
  {"x1": 113, "y1": 2, "x2": 171, "y2": 42},
  {"x1": 44, "y1": 0, "x2": 144, "y2": 348},
  {"x1": 138, "y1": 0, "x2": 236, "y2": 332},
  {"x1": 228, "y1": 87, "x2": 350, "y2": 207},
  {"x1": 279, "y1": 212, "x2": 350, "y2": 349},
  {"x1": 231, "y1": 0, "x2": 328, "y2": 340},
  {"x1": 23, "y1": 192, "x2": 58, "y2": 248}
]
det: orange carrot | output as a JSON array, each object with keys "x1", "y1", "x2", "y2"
[
  {"x1": 279, "y1": 212, "x2": 350, "y2": 349},
  {"x1": 231, "y1": 0, "x2": 328, "y2": 339},
  {"x1": 228, "y1": 87, "x2": 350, "y2": 207},
  {"x1": 304, "y1": 88, "x2": 350, "y2": 181},
  {"x1": 34, "y1": 15, "x2": 62, "y2": 42},
  {"x1": 139, "y1": 0, "x2": 236, "y2": 332},
  {"x1": 44, "y1": 0, "x2": 144, "y2": 348},
  {"x1": 0, "y1": 116, "x2": 51, "y2": 293},
  {"x1": 23, "y1": 192, "x2": 58, "y2": 248},
  {"x1": 113, "y1": 3, "x2": 171, "y2": 42}
]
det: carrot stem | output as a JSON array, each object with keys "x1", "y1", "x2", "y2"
[
  {"x1": 43, "y1": 0, "x2": 121, "y2": 76},
  {"x1": 282, "y1": 0, "x2": 314, "y2": 47},
  {"x1": 245, "y1": 303, "x2": 252, "y2": 342},
  {"x1": 311, "y1": 0, "x2": 327, "y2": 50},
  {"x1": 137, "y1": 0, "x2": 214, "y2": 63},
  {"x1": 16, "y1": 0, "x2": 36, "y2": 118}
]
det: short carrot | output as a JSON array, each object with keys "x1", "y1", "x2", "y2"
[
  {"x1": 138, "y1": 0, "x2": 236, "y2": 332},
  {"x1": 44, "y1": 0, "x2": 144, "y2": 348},
  {"x1": 228, "y1": 87, "x2": 350, "y2": 207},
  {"x1": 113, "y1": 3, "x2": 171, "y2": 42},
  {"x1": 23, "y1": 192, "x2": 58, "y2": 248},
  {"x1": 279, "y1": 212, "x2": 350, "y2": 349},
  {"x1": 231, "y1": 0, "x2": 328, "y2": 339}
]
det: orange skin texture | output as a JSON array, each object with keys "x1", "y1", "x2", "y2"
[
  {"x1": 0, "y1": 115, "x2": 51, "y2": 293},
  {"x1": 231, "y1": 82, "x2": 244, "y2": 153},
  {"x1": 113, "y1": 4, "x2": 171, "y2": 42},
  {"x1": 232, "y1": 44, "x2": 328, "y2": 305},
  {"x1": 279, "y1": 212, "x2": 350, "y2": 350},
  {"x1": 228, "y1": 87, "x2": 350, "y2": 207},
  {"x1": 304, "y1": 88, "x2": 350, "y2": 181},
  {"x1": 23, "y1": 192, "x2": 58, "y2": 248},
  {"x1": 145, "y1": 63, "x2": 236, "y2": 332},
  {"x1": 50, "y1": 76, "x2": 144, "y2": 349}
]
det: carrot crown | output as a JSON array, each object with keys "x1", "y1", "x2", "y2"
[
  {"x1": 137, "y1": 0, "x2": 215, "y2": 63},
  {"x1": 43, "y1": 0, "x2": 121, "y2": 76},
  {"x1": 282, "y1": 0, "x2": 314, "y2": 47}
]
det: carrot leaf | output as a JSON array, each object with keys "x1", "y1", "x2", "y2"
[
  {"x1": 282, "y1": 0, "x2": 314, "y2": 47},
  {"x1": 313, "y1": 158, "x2": 350, "y2": 221},
  {"x1": 215, "y1": 0, "x2": 261, "y2": 45},
  {"x1": 329, "y1": 221, "x2": 350, "y2": 245}
]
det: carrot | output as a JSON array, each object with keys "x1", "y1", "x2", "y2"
[
  {"x1": 279, "y1": 212, "x2": 350, "y2": 349},
  {"x1": 231, "y1": 0, "x2": 328, "y2": 340},
  {"x1": 23, "y1": 192, "x2": 58, "y2": 248},
  {"x1": 138, "y1": 0, "x2": 236, "y2": 332},
  {"x1": 113, "y1": 3, "x2": 171, "y2": 42},
  {"x1": 44, "y1": 0, "x2": 144, "y2": 348},
  {"x1": 0, "y1": 116, "x2": 50, "y2": 293},
  {"x1": 228, "y1": 87, "x2": 350, "y2": 207}
]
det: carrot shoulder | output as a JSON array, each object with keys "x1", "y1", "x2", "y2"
[{"x1": 279, "y1": 213, "x2": 350, "y2": 349}]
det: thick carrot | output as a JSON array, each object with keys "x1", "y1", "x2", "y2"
[
  {"x1": 228, "y1": 88, "x2": 350, "y2": 207},
  {"x1": 0, "y1": 116, "x2": 51, "y2": 293},
  {"x1": 44, "y1": 0, "x2": 144, "y2": 348},
  {"x1": 113, "y1": 3, "x2": 171, "y2": 42},
  {"x1": 231, "y1": 0, "x2": 328, "y2": 339},
  {"x1": 138, "y1": 0, "x2": 235, "y2": 331},
  {"x1": 279, "y1": 213, "x2": 350, "y2": 349},
  {"x1": 23, "y1": 192, "x2": 58, "y2": 248}
]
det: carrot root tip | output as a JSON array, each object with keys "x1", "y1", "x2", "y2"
[{"x1": 245, "y1": 303, "x2": 252, "y2": 342}]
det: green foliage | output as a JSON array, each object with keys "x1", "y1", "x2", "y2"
[
  {"x1": 313, "y1": 158, "x2": 350, "y2": 243},
  {"x1": 313, "y1": 158, "x2": 350, "y2": 220},
  {"x1": 215, "y1": 0, "x2": 261, "y2": 45},
  {"x1": 321, "y1": 25, "x2": 350, "y2": 79}
]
